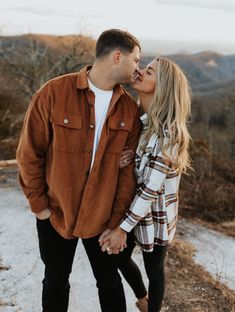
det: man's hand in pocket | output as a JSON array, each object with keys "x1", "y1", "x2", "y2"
[{"x1": 35, "y1": 208, "x2": 51, "y2": 220}]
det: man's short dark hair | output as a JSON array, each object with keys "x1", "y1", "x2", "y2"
[{"x1": 96, "y1": 29, "x2": 141, "y2": 59}]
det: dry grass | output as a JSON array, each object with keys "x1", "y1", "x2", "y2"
[
  {"x1": 0, "y1": 168, "x2": 18, "y2": 188},
  {"x1": 182, "y1": 217, "x2": 235, "y2": 239},
  {"x1": 162, "y1": 239, "x2": 235, "y2": 312},
  {"x1": 179, "y1": 139, "x2": 235, "y2": 239}
]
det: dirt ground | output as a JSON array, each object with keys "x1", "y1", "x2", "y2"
[{"x1": 162, "y1": 239, "x2": 235, "y2": 312}]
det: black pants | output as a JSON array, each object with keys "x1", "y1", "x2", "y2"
[
  {"x1": 118, "y1": 238, "x2": 167, "y2": 312},
  {"x1": 117, "y1": 234, "x2": 147, "y2": 300},
  {"x1": 36, "y1": 218, "x2": 146, "y2": 312},
  {"x1": 142, "y1": 245, "x2": 167, "y2": 312}
]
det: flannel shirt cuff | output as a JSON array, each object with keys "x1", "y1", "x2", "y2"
[{"x1": 120, "y1": 218, "x2": 135, "y2": 233}]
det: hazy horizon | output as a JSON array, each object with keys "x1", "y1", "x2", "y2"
[
  {"x1": 1, "y1": 33, "x2": 234, "y2": 56},
  {"x1": 1, "y1": 0, "x2": 235, "y2": 55}
]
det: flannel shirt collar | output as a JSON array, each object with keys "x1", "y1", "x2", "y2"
[{"x1": 140, "y1": 113, "x2": 148, "y2": 126}]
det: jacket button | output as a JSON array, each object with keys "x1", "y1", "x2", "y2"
[
  {"x1": 64, "y1": 118, "x2": 69, "y2": 124},
  {"x1": 120, "y1": 122, "x2": 125, "y2": 127},
  {"x1": 90, "y1": 124, "x2": 94, "y2": 129},
  {"x1": 85, "y1": 170, "x2": 89, "y2": 176},
  {"x1": 87, "y1": 149, "x2": 92, "y2": 153}
]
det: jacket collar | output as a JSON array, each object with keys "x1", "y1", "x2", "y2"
[{"x1": 76, "y1": 65, "x2": 124, "y2": 97}]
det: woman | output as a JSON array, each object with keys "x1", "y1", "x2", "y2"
[{"x1": 100, "y1": 56, "x2": 192, "y2": 311}]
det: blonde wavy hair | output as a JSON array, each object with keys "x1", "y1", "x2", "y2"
[{"x1": 142, "y1": 57, "x2": 192, "y2": 173}]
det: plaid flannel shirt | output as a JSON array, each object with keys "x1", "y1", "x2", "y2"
[{"x1": 120, "y1": 113, "x2": 181, "y2": 252}]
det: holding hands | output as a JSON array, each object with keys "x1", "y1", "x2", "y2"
[{"x1": 99, "y1": 226, "x2": 127, "y2": 255}]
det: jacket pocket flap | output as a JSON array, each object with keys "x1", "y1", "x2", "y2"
[
  {"x1": 51, "y1": 111, "x2": 82, "y2": 129},
  {"x1": 109, "y1": 118, "x2": 133, "y2": 132}
]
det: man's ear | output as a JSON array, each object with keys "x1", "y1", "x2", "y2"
[{"x1": 113, "y1": 50, "x2": 121, "y2": 65}]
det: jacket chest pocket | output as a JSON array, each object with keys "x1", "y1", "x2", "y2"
[
  {"x1": 51, "y1": 111, "x2": 83, "y2": 153},
  {"x1": 105, "y1": 117, "x2": 133, "y2": 154}
]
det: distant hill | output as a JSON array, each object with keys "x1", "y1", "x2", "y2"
[
  {"x1": 0, "y1": 33, "x2": 95, "y2": 54},
  {"x1": 142, "y1": 51, "x2": 235, "y2": 94},
  {"x1": 1, "y1": 35, "x2": 235, "y2": 95}
]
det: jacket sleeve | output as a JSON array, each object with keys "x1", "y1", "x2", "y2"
[
  {"x1": 120, "y1": 145, "x2": 172, "y2": 233},
  {"x1": 107, "y1": 109, "x2": 142, "y2": 229},
  {"x1": 16, "y1": 90, "x2": 51, "y2": 214}
]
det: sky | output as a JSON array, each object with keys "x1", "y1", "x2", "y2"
[{"x1": 0, "y1": 0, "x2": 235, "y2": 54}]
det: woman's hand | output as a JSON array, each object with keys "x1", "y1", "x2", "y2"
[
  {"x1": 120, "y1": 147, "x2": 134, "y2": 168},
  {"x1": 100, "y1": 226, "x2": 127, "y2": 255},
  {"x1": 98, "y1": 229, "x2": 112, "y2": 245}
]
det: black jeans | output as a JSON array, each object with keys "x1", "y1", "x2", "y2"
[
  {"x1": 36, "y1": 218, "x2": 146, "y2": 312},
  {"x1": 36, "y1": 218, "x2": 78, "y2": 312},
  {"x1": 82, "y1": 235, "x2": 127, "y2": 312}
]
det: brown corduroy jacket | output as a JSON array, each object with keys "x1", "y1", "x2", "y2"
[{"x1": 16, "y1": 66, "x2": 141, "y2": 239}]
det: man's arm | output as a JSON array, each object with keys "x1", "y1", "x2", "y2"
[
  {"x1": 16, "y1": 90, "x2": 51, "y2": 214},
  {"x1": 106, "y1": 109, "x2": 141, "y2": 229}
]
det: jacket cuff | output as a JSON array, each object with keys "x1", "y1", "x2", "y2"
[
  {"x1": 28, "y1": 195, "x2": 49, "y2": 214},
  {"x1": 106, "y1": 214, "x2": 123, "y2": 230}
]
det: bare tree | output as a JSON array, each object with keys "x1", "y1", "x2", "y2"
[
  {"x1": 0, "y1": 34, "x2": 95, "y2": 159},
  {"x1": 0, "y1": 34, "x2": 95, "y2": 102}
]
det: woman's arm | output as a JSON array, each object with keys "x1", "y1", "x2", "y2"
[
  {"x1": 120, "y1": 147, "x2": 172, "y2": 233},
  {"x1": 102, "y1": 146, "x2": 172, "y2": 254}
]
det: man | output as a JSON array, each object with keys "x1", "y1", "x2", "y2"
[{"x1": 16, "y1": 29, "x2": 141, "y2": 312}]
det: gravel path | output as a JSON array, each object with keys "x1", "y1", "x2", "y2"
[
  {"x1": 1, "y1": 182, "x2": 235, "y2": 311},
  {"x1": 178, "y1": 219, "x2": 235, "y2": 291}
]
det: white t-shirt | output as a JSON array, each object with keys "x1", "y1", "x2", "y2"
[{"x1": 88, "y1": 79, "x2": 113, "y2": 168}]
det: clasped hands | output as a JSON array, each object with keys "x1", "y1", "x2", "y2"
[
  {"x1": 98, "y1": 226, "x2": 127, "y2": 255},
  {"x1": 35, "y1": 210, "x2": 127, "y2": 255}
]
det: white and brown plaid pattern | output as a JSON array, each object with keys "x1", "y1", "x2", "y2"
[{"x1": 120, "y1": 113, "x2": 181, "y2": 252}]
